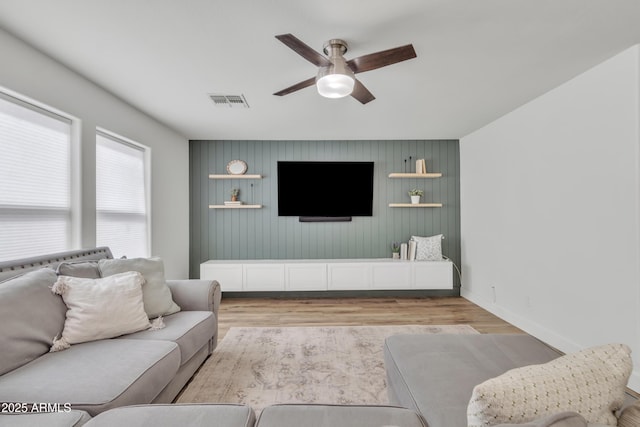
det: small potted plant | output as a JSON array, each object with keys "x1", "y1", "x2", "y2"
[
  {"x1": 391, "y1": 242, "x2": 400, "y2": 259},
  {"x1": 408, "y1": 188, "x2": 424, "y2": 204},
  {"x1": 230, "y1": 188, "x2": 240, "y2": 202}
]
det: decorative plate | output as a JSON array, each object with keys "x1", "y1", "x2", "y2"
[{"x1": 226, "y1": 160, "x2": 247, "y2": 175}]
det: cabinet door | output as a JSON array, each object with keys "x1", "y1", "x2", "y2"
[
  {"x1": 412, "y1": 262, "x2": 453, "y2": 289},
  {"x1": 243, "y1": 264, "x2": 285, "y2": 291},
  {"x1": 327, "y1": 263, "x2": 372, "y2": 290},
  {"x1": 200, "y1": 264, "x2": 243, "y2": 291},
  {"x1": 371, "y1": 262, "x2": 412, "y2": 290},
  {"x1": 285, "y1": 263, "x2": 327, "y2": 291}
]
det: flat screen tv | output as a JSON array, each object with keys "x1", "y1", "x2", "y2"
[{"x1": 278, "y1": 161, "x2": 374, "y2": 218}]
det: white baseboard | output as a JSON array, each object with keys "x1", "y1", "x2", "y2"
[{"x1": 461, "y1": 288, "x2": 640, "y2": 392}]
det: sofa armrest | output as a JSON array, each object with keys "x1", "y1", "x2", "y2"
[{"x1": 166, "y1": 279, "x2": 221, "y2": 315}]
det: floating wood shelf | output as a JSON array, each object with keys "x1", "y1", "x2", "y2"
[
  {"x1": 209, "y1": 204, "x2": 263, "y2": 209},
  {"x1": 209, "y1": 174, "x2": 262, "y2": 179},
  {"x1": 388, "y1": 173, "x2": 442, "y2": 178},
  {"x1": 388, "y1": 203, "x2": 443, "y2": 208}
]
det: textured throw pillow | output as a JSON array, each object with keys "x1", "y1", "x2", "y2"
[
  {"x1": 98, "y1": 257, "x2": 180, "y2": 318},
  {"x1": 50, "y1": 271, "x2": 151, "y2": 352},
  {"x1": 618, "y1": 400, "x2": 640, "y2": 427},
  {"x1": 56, "y1": 260, "x2": 100, "y2": 278},
  {"x1": 467, "y1": 343, "x2": 632, "y2": 427},
  {"x1": 411, "y1": 234, "x2": 443, "y2": 261}
]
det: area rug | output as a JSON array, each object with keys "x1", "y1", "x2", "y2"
[{"x1": 177, "y1": 324, "x2": 478, "y2": 412}]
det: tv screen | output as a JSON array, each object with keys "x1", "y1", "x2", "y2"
[{"x1": 278, "y1": 161, "x2": 374, "y2": 217}]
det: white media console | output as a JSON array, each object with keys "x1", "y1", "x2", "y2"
[{"x1": 200, "y1": 258, "x2": 453, "y2": 292}]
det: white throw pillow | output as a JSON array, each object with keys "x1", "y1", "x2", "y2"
[
  {"x1": 50, "y1": 271, "x2": 151, "y2": 352},
  {"x1": 411, "y1": 234, "x2": 443, "y2": 261},
  {"x1": 467, "y1": 343, "x2": 632, "y2": 427},
  {"x1": 98, "y1": 257, "x2": 180, "y2": 319}
]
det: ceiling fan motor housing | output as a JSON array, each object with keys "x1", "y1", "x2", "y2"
[{"x1": 323, "y1": 39, "x2": 348, "y2": 56}]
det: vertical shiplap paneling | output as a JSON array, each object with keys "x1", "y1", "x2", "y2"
[
  {"x1": 189, "y1": 141, "x2": 201, "y2": 276},
  {"x1": 189, "y1": 139, "x2": 460, "y2": 282}
]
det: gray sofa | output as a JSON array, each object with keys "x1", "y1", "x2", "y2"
[{"x1": 0, "y1": 247, "x2": 221, "y2": 419}]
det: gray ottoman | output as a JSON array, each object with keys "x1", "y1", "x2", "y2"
[
  {"x1": 83, "y1": 404, "x2": 255, "y2": 427},
  {"x1": 255, "y1": 404, "x2": 426, "y2": 427},
  {"x1": 0, "y1": 410, "x2": 91, "y2": 427}
]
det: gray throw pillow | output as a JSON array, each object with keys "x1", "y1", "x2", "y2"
[
  {"x1": 56, "y1": 261, "x2": 100, "y2": 279},
  {"x1": 98, "y1": 257, "x2": 180, "y2": 319},
  {"x1": 0, "y1": 268, "x2": 66, "y2": 375}
]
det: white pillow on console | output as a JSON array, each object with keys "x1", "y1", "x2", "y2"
[
  {"x1": 411, "y1": 234, "x2": 443, "y2": 261},
  {"x1": 50, "y1": 271, "x2": 151, "y2": 352}
]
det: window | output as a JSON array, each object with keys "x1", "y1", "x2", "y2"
[
  {"x1": 96, "y1": 130, "x2": 150, "y2": 258},
  {"x1": 0, "y1": 92, "x2": 76, "y2": 261}
]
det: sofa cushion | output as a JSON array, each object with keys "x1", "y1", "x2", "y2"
[
  {"x1": 384, "y1": 334, "x2": 562, "y2": 427},
  {"x1": 84, "y1": 404, "x2": 255, "y2": 427},
  {"x1": 255, "y1": 404, "x2": 427, "y2": 427},
  {"x1": 0, "y1": 410, "x2": 92, "y2": 427},
  {"x1": 0, "y1": 268, "x2": 66, "y2": 375},
  {"x1": 98, "y1": 257, "x2": 180, "y2": 318},
  {"x1": 0, "y1": 339, "x2": 180, "y2": 416},
  {"x1": 467, "y1": 343, "x2": 632, "y2": 427},
  {"x1": 50, "y1": 272, "x2": 152, "y2": 351},
  {"x1": 119, "y1": 311, "x2": 216, "y2": 365}
]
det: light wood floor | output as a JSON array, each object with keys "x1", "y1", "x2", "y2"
[{"x1": 217, "y1": 296, "x2": 523, "y2": 340}]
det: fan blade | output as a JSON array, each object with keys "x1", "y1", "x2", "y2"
[
  {"x1": 273, "y1": 77, "x2": 316, "y2": 96},
  {"x1": 347, "y1": 44, "x2": 416, "y2": 74},
  {"x1": 351, "y1": 79, "x2": 375, "y2": 104},
  {"x1": 275, "y1": 34, "x2": 332, "y2": 68}
]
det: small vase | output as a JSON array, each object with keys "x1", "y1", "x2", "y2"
[
  {"x1": 231, "y1": 195, "x2": 238, "y2": 202},
  {"x1": 410, "y1": 195, "x2": 421, "y2": 204},
  {"x1": 392, "y1": 252, "x2": 400, "y2": 259}
]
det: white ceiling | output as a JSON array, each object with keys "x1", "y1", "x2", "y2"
[{"x1": 1, "y1": 0, "x2": 639, "y2": 140}]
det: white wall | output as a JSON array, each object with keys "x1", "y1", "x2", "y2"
[
  {"x1": 0, "y1": 28, "x2": 190, "y2": 278},
  {"x1": 460, "y1": 45, "x2": 640, "y2": 390}
]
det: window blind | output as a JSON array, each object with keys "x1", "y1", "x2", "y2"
[
  {"x1": 96, "y1": 131, "x2": 149, "y2": 258},
  {"x1": 0, "y1": 93, "x2": 72, "y2": 261}
]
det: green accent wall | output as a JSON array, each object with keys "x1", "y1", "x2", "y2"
[{"x1": 190, "y1": 140, "x2": 460, "y2": 283}]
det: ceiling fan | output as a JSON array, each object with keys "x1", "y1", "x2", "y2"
[{"x1": 273, "y1": 34, "x2": 417, "y2": 104}]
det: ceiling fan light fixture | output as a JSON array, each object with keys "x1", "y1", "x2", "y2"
[{"x1": 316, "y1": 66, "x2": 355, "y2": 98}]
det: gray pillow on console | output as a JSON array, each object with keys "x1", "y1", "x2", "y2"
[
  {"x1": 0, "y1": 268, "x2": 66, "y2": 375},
  {"x1": 411, "y1": 234, "x2": 444, "y2": 260}
]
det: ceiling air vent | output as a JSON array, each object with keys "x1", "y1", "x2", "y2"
[{"x1": 209, "y1": 94, "x2": 250, "y2": 108}]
